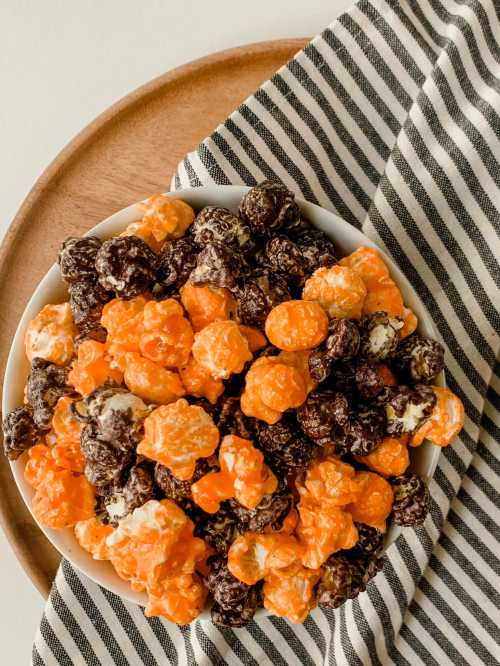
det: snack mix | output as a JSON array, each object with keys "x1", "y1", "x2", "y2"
[{"x1": 3, "y1": 182, "x2": 464, "y2": 626}]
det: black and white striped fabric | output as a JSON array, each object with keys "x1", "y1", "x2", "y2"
[{"x1": 34, "y1": 0, "x2": 500, "y2": 664}]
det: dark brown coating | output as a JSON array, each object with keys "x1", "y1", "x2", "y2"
[
  {"x1": 308, "y1": 349, "x2": 333, "y2": 383},
  {"x1": 2, "y1": 406, "x2": 39, "y2": 460},
  {"x1": 78, "y1": 386, "x2": 149, "y2": 449},
  {"x1": 25, "y1": 358, "x2": 72, "y2": 431},
  {"x1": 349, "y1": 523, "x2": 384, "y2": 559},
  {"x1": 217, "y1": 396, "x2": 256, "y2": 439},
  {"x1": 391, "y1": 473, "x2": 430, "y2": 526},
  {"x1": 68, "y1": 278, "x2": 111, "y2": 335},
  {"x1": 325, "y1": 319, "x2": 360, "y2": 361},
  {"x1": 385, "y1": 384, "x2": 436, "y2": 436},
  {"x1": 316, "y1": 554, "x2": 367, "y2": 608},
  {"x1": 229, "y1": 490, "x2": 292, "y2": 533},
  {"x1": 236, "y1": 270, "x2": 290, "y2": 327},
  {"x1": 264, "y1": 236, "x2": 307, "y2": 285},
  {"x1": 296, "y1": 391, "x2": 350, "y2": 447},
  {"x1": 189, "y1": 242, "x2": 245, "y2": 290},
  {"x1": 154, "y1": 456, "x2": 218, "y2": 502},
  {"x1": 95, "y1": 236, "x2": 157, "y2": 299},
  {"x1": 257, "y1": 416, "x2": 319, "y2": 475},
  {"x1": 354, "y1": 361, "x2": 384, "y2": 400},
  {"x1": 194, "y1": 503, "x2": 238, "y2": 554},
  {"x1": 157, "y1": 237, "x2": 199, "y2": 291},
  {"x1": 191, "y1": 206, "x2": 254, "y2": 253},
  {"x1": 58, "y1": 236, "x2": 102, "y2": 284},
  {"x1": 345, "y1": 406, "x2": 386, "y2": 456},
  {"x1": 293, "y1": 227, "x2": 336, "y2": 275},
  {"x1": 360, "y1": 312, "x2": 403, "y2": 361},
  {"x1": 205, "y1": 554, "x2": 252, "y2": 610},
  {"x1": 392, "y1": 335, "x2": 445, "y2": 383},
  {"x1": 102, "y1": 462, "x2": 155, "y2": 525},
  {"x1": 80, "y1": 424, "x2": 133, "y2": 487},
  {"x1": 211, "y1": 585, "x2": 261, "y2": 627},
  {"x1": 239, "y1": 181, "x2": 300, "y2": 236}
]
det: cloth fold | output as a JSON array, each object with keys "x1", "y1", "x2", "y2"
[{"x1": 34, "y1": 0, "x2": 500, "y2": 664}]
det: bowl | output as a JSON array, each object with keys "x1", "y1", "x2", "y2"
[{"x1": 3, "y1": 185, "x2": 443, "y2": 613}]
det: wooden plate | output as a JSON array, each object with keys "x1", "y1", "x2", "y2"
[{"x1": 0, "y1": 38, "x2": 307, "y2": 598}]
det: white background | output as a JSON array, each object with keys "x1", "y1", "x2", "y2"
[{"x1": 1, "y1": 1, "x2": 352, "y2": 662}]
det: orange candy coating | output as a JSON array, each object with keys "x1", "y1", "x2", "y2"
[
  {"x1": 75, "y1": 517, "x2": 114, "y2": 560},
  {"x1": 106, "y1": 500, "x2": 206, "y2": 595},
  {"x1": 24, "y1": 444, "x2": 59, "y2": 488},
  {"x1": 355, "y1": 436, "x2": 410, "y2": 477},
  {"x1": 68, "y1": 340, "x2": 123, "y2": 396},
  {"x1": 265, "y1": 300, "x2": 328, "y2": 351},
  {"x1": 180, "y1": 282, "x2": 237, "y2": 332},
  {"x1": 32, "y1": 469, "x2": 95, "y2": 529},
  {"x1": 346, "y1": 471, "x2": 394, "y2": 532},
  {"x1": 263, "y1": 563, "x2": 320, "y2": 624},
  {"x1": 400, "y1": 307, "x2": 418, "y2": 339},
  {"x1": 191, "y1": 435, "x2": 277, "y2": 513},
  {"x1": 51, "y1": 399, "x2": 86, "y2": 473},
  {"x1": 122, "y1": 195, "x2": 195, "y2": 251},
  {"x1": 304, "y1": 457, "x2": 364, "y2": 506},
  {"x1": 238, "y1": 325, "x2": 268, "y2": 353},
  {"x1": 338, "y1": 247, "x2": 404, "y2": 317},
  {"x1": 25, "y1": 302, "x2": 76, "y2": 366},
  {"x1": 302, "y1": 265, "x2": 367, "y2": 319},
  {"x1": 123, "y1": 352, "x2": 185, "y2": 404},
  {"x1": 139, "y1": 299, "x2": 194, "y2": 368},
  {"x1": 296, "y1": 487, "x2": 358, "y2": 568},
  {"x1": 145, "y1": 573, "x2": 207, "y2": 624},
  {"x1": 411, "y1": 386, "x2": 464, "y2": 448},
  {"x1": 377, "y1": 363, "x2": 397, "y2": 387},
  {"x1": 228, "y1": 532, "x2": 304, "y2": 585},
  {"x1": 179, "y1": 355, "x2": 225, "y2": 404},
  {"x1": 277, "y1": 350, "x2": 317, "y2": 394},
  {"x1": 192, "y1": 320, "x2": 252, "y2": 379},
  {"x1": 240, "y1": 356, "x2": 308, "y2": 424},
  {"x1": 137, "y1": 399, "x2": 219, "y2": 480},
  {"x1": 102, "y1": 296, "x2": 148, "y2": 370}
]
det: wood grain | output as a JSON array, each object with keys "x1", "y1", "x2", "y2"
[{"x1": 0, "y1": 39, "x2": 308, "y2": 599}]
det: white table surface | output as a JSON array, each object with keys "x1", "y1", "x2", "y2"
[{"x1": 0, "y1": 0, "x2": 353, "y2": 662}]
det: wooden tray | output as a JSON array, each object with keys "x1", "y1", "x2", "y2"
[{"x1": 0, "y1": 38, "x2": 307, "y2": 598}]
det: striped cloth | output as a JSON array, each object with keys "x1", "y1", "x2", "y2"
[{"x1": 34, "y1": 0, "x2": 500, "y2": 664}]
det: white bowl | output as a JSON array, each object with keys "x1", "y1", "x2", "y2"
[{"x1": 3, "y1": 185, "x2": 443, "y2": 613}]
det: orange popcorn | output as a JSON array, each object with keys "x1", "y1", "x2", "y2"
[
  {"x1": 263, "y1": 563, "x2": 320, "y2": 624},
  {"x1": 411, "y1": 386, "x2": 464, "y2": 448},
  {"x1": 139, "y1": 299, "x2": 193, "y2": 368},
  {"x1": 106, "y1": 500, "x2": 205, "y2": 594},
  {"x1": 265, "y1": 300, "x2": 328, "y2": 351},
  {"x1": 191, "y1": 435, "x2": 277, "y2": 513},
  {"x1": 192, "y1": 320, "x2": 252, "y2": 379},
  {"x1": 296, "y1": 487, "x2": 358, "y2": 568},
  {"x1": 137, "y1": 399, "x2": 219, "y2": 480},
  {"x1": 102, "y1": 296, "x2": 148, "y2": 369},
  {"x1": 240, "y1": 356, "x2": 307, "y2": 424},
  {"x1": 179, "y1": 355, "x2": 224, "y2": 404},
  {"x1": 32, "y1": 469, "x2": 95, "y2": 529},
  {"x1": 377, "y1": 363, "x2": 397, "y2": 387},
  {"x1": 122, "y1": 194, "x2": 195, "y2": 251},
  {"x1": 145, "y1": 573, "x2": 207, "y2": 624},
  {"x1": 400, "y1": 307, "x2": 418, "y2": 339},
  {"x1": 75, "y1": 517, "x2": 114, "y2": 560},
  {"x1": 346, "y1": 471, "x2": 394, "y2": 532},
  {"x1": 355, "y1": 436, "x2": 410, "y2": 477},
  {"x1": 68, "y1": 340, "x2": 123, "y2": 396},
  {"x1": 228, "y1": 532, "x2": 303, "y2": 585},
  {"x1": 52, "y1": 396, "x2": 81, "y2": 444},
  {"x1": 277, "y1": 350, "x2": 317, "y2": 394},
  {"x1": 24, "y1": 444, "x2": 58, "y2": 488},
  {"x1": 302, "y1": 265, "x2": 367, "y2": 319},
  {"x1": 304, "y1": 458, "x2": 363, "y2": 506},
  {"x1": 239, "y1": 325, "x2": 267, "y2": 353},
  {"x1": 123, "y1": 353, "x2": 185, "y2": 404},
  {"x1": 25, "y1": 302, "x2": 77, "y2": 365},
  {"x1": 339, "y1": 247, "x2": 404, "y2": 317},
  {"x1": 180, "y1": 282, "x2": 237, "y2": 332}
]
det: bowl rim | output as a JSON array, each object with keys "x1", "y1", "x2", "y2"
[{"x1": 3, "y1": 185, "x2": 443, "y2": 614}]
